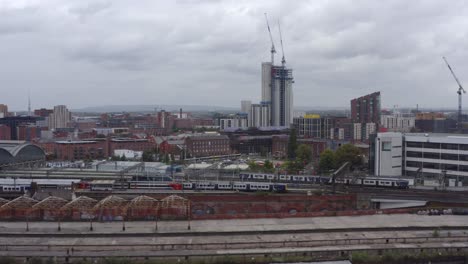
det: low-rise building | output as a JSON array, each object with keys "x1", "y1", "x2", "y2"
[
  {"x1": 185, "y1": 135, "x2": 230, "y2": 157},
  {"x1": 373, "y1": 132, "x2": 468, "y2": 187},
  {"x1": 114, "y1": 149, "x2": 142, "y2": 159}
]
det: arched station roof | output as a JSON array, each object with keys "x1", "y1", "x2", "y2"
[{"x1": 0, "y1": 140, "x2": 46, "y2": 165}]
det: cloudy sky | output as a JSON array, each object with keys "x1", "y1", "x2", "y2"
[{"x1": 2, "y1": 0, "x2": 468, "y2": 111}]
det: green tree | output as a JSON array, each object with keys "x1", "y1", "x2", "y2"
[
  {"x1": 164, "y1": 153, "x2": 170, "y2": 164},
  {"x1": 335, "y1": 144, "x2": 362, "y2": 167},
  {"x1": 296, "y1": 144, "x2": 312, "y2": 164},
  {"x1": 287, "y1": 128, "x2": 298, "y2": 160},
  {"x1": 319, "y1": 149, "x2": 336, "y2": 174},
  {"x1": 264, "y1": 160, "x2": 275, "y2": 173},
  {"x1": 282, "y1": 160, "x2": 304, "y2": 174},
  {"x1": 120, "y1": 154, "x2": 127, "y2": 161},
  {"x1": 142, "y1": 150, "x2": 154, "y2": 162},
  {"x1": 247, "y1": 160, "x2": 260, "y2": 172}
]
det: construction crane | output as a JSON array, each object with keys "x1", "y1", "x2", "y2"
[
  {"x1": 264, "y1": 13, "x2": 276, "y2": 65},
  {"x1": 443, "y1": 56, "x2": 466, "y2": 132},
  {"x1": 277, "y1": 20, "x2": 286, "y2": 67}
]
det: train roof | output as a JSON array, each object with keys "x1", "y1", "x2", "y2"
[{"x1": 0, "y1": 178, "x2": 80, "y2": 185}]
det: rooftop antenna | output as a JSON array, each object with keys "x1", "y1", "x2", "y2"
[
  {"x1": 264, "y1": 13, "x2": 276, "y2": 65},
  {"x1": 277, "y1": 19, "x2": 286, "y2": 66}
]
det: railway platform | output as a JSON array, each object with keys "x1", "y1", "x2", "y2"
[{"x1": 0, "y1": 214, "x2": 467, "y2": 235}]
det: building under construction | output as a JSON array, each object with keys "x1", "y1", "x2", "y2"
[{"x1": 244, "y1": 14, "x2": 294, "y2": 128}]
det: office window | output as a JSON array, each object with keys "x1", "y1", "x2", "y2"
[{"x1": 382, "y1": 141, "x2": 392, "y2": 151}]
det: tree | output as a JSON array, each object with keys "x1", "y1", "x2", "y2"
[
  {"x1": 247, "y1": 160, "x2": 260, "y2": 172},
  {"x1": 264, "y1": 160, "x2": 275, "y2": 173},
  {"x1": 164, "y1": 154, "x2": 170, "y2": 164},
  {"x1": 319, "y1": 149, "x2": 336, "y2": 174},
  {"x1": 287, "y1": 128, "x2": 298, "y2": 160},
  {"x1": 282, "y1": 160, "x2": 304, "y2": 174},
  {"x1": 120, "y1": 154, "x2": 127, "y2": 161},
  {"x1": 142, "y1": 150, "x2": 154, "y2": 162},
  {"x1": 335, "y1": 144, "x2": 362, "y2": 167},
  {"x1": 296, "y1": 144, "x2": 312, "y2": 164}
]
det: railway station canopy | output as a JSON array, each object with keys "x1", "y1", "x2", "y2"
[{"x1": 0, "y1": 140, "x2": 46, "y2": 165}]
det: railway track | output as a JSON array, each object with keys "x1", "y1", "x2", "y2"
[{"x1": 0, "y1": 229, "x2": 467, "y2": 260}]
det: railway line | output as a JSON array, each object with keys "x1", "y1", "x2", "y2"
[
  {"x1": 0, "y1": 217, "x2": 468, "y2": 261},
  {"x1": 2, "y1": 168, "x2": 468, "y2": 204},
  {"x1": 0, "y1": 169, "x2": 132, "y2": 181}
]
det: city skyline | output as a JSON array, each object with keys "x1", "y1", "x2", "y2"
[{"x1": 2, "y1": 1, "x2": 468, "y2": 111}]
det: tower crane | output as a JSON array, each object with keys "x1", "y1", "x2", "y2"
[
  {"x1": 264, "y1": 13, "x2": 276, "y2": 65},
  {"x1": 277, "y1": 20, "x2": 286, "y2": 67},
  {"x1": 443, "y1": 56, "x2": 466, "y2": 132}
]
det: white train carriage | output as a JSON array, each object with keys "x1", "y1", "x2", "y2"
[
  {"x1": 2, "y1": 185, "x2": 28, "y2": 192},
  {"x1": 183, "y1": 182, "x2": 195, "y2": 189},
  {"x1": 279, "y1": 175, "x2": 291, "y2": 181},
  {"x1": 195, "y1": 182, "x2": 216, "y2": 190},
  {"x1": 233, "y1": 182, "x2": 248, "y2": 191},
  {"x1": 292, "y1": 176, "x2": 306, "y2": 182},
  {"x1": 252, "y1": 174, "x2": 266, "y2": 180},
  {"x1": 216, "y1": 183, "x2": 233, "y2": 190},
  {"x1": 248, "y1": 182, "x2": 271, "y2": 191}
]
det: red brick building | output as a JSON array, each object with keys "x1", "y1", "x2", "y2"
[
  {"x1": 297, "y1": 138, "x2": 328, "y2": 161},
  {"x1": 34, "y1": 108, "x2": 53, "y2": 117},
  {"x1": 55, "y1": 140, "x2": 108, "y2": 160},
  {"x1": 0, "y1": 125, "x2": 11, "y2": 140},
  {"x1": 36, "y1": 137, "x2": 156, "y2": 160},
  {"x1": 158, "y1": 139, "x2": 185, "y2": 155},
  {"x1": 17, "y1": 125, "x2": 41, "y2": 141},
  {"x1": 272, "y1": 135, "x2": 288, "y2": 159},
  {"x1": 108, "y1": 138, "x2": 155, "y2": 154},
  {"x1": 185, "y1": 135, "x2": 230, "y2": 157},
  {"x1": 351, "y1": 91, "x2": 381, "y2": 124}
]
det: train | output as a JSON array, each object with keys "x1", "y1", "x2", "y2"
[
  {"x1": 77, "y1": 180, "x2": 287, "y2": 193},
  {"x1": 239, "y1": 172, "x2": 330, "y2": 184},
  {"x1": 239, "y1": 172, "x2": 410, "y2": 189},
  {"x1": 0, "y1": 178, "x2": 81, "y2": 193},
  {"x1": 182, "y1": 181, "x2": 287, "y2": 192}
]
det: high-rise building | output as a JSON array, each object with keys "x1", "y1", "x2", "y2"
[
  {"x1": 271, "y1": 65, "x2": 294, "y2": 126},
  {"x1": 48, "y1": 105, "x2": 71, "y2": 130},
  {"x1": 261, "y1": 62, "x2": 273, "y2": 102},
  {"x1": 261, "y1": 63, "x2": 294, "y2": 127},
  {"x1": 351, "y1": 92, "x2": 381, "y2": 141},
  {"x1": 250, "y1": 103, "x2": 271, "y2": 127},
  {"x1": 244, "y1": 18, "x2": 294, "y2": 128},
  {"x1": 0, "y1": 104, "x2": 8, "y2": 118},
  {"x1": 351, "y1": 92, "x2": 381, "y2": 125},
  {"x1": 240, "y1": 100, "x2": 251, "y2": 114}
]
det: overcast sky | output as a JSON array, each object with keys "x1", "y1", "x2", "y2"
[{"x1": 2, "y1": 0, "x2": 468, "y2": 111}]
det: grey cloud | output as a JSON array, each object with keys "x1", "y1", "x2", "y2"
[
  {"x1": 3, "y1": 0, "x2": 468, "y2": 111},
  {"x1": 0, "y1": 6, "x2": 41, "y2": 35},
  {"x1": 67, "y1": 1, "x2": 112, "y2": 21}
]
